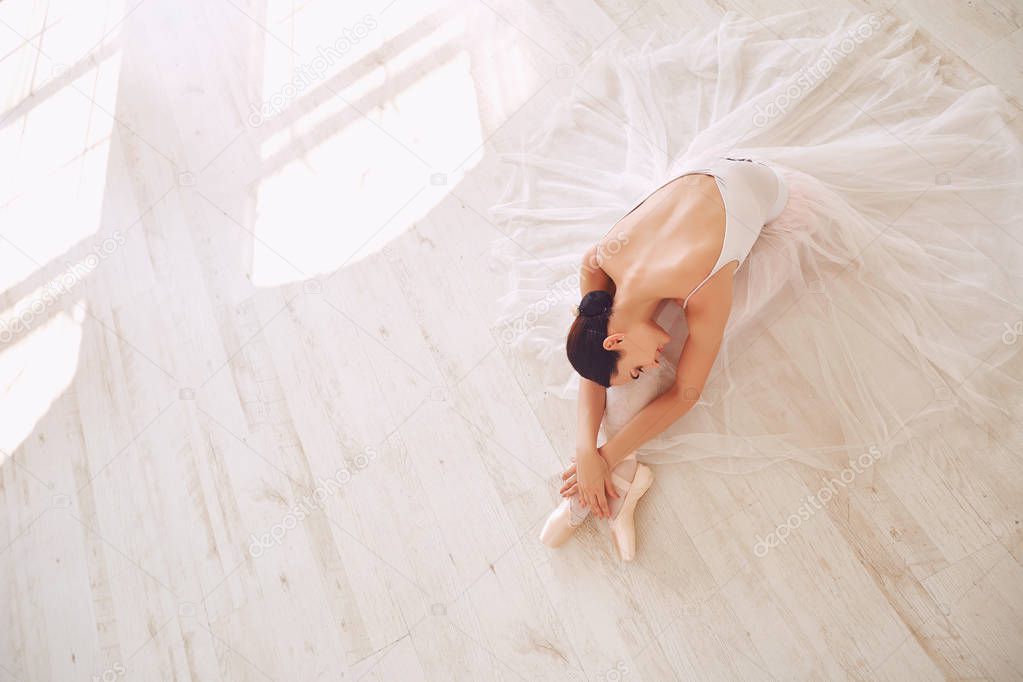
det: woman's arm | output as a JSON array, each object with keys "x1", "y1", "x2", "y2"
[
  {"x1": 575, "y1": 243, "x2": 614, "y2": 452},
  {"x1": 571, "y1": 244, "x2": 620, "y2": 517},
  {"x1": 598, "y1": 283, "x2": 732, "y2": 469},
  {"x1": 576, "y1": 377, "x2": 606, "y2": 453}
]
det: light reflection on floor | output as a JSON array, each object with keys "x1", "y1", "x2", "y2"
[
  {"x1": 251, "y1": 2, "x2": 484, "y2": 286},
  {"x1": 0, "y1": 2, "x2": 124, "y2": 456},
  {"x1": 0, "y1": 47, "x2": 122, "y2": 292},
  {"x1": 0, "y1": 304, "x2": 85, "y2": 455}
]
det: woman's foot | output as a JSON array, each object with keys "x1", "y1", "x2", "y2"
[
  {"x1": 539, "y1": 494, "x2": 589, "y2": 548},
  {"x1": 607, "y1": 463, "x2": 654, "y2": 561}
]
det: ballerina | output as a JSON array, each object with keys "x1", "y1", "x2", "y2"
[
  {"x1": 492, "y1": 10, "x2": 1023, "y2": 563},
  {"x1": 541, "y1": 158, "x2": 790, "y2": 560}
]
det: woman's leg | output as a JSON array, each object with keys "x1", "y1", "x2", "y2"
[
  {"x1": 544, "y1": 452, "x2": 642, "y2": 551},
  {"x1": 607, "y1": 453, "x2": 637, "y2": 519}
]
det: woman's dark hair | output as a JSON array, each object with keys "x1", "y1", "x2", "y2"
[{"x1": 567, "y1": 290, "x2": 619, "y2": 387}]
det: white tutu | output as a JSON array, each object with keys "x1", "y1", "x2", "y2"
[{"x1": 489, "y1": 9, "x2": 1023, "y2": 473}]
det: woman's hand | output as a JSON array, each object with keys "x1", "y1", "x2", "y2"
[{"x1": 560, "y1": 448, "x2": 619, "y2": 518}]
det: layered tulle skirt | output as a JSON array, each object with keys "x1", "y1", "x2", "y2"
[{"x1": 489, "y1": 9, "x2": 1023, "y2": 473}]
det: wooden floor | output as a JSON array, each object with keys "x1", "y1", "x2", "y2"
[{"x1": 2, "y1": 0, "x2": 1022, "y2": 680}]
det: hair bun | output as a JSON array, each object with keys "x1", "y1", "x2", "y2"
[{"x1": 578, "y1": 290, "x2": 613, "y2": 318}]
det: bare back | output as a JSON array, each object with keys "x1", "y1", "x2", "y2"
[{"x1": 595, "y1": 173, "x2": 735, "y2": 309}]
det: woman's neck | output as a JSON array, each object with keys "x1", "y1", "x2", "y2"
[{"x1": 610, "y1": 282, "x2": 659, "y2": 329}]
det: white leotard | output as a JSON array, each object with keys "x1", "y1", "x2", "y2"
[
  {"x1": 607, "y1": 156, "x2": 790, "y2": 309},
  {"x1": 679, "y1": 157, "x2": 789, "y2": 307}
]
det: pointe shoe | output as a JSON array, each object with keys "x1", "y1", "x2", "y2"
[
  {"x1": 539, "y1": 496, "x2": 587, "y2": 548},
  {"x1": 608, "y1": 463, "x2": 654, "y2": 561}
]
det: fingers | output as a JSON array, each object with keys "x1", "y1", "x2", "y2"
[
  {"x1": 559, "y1": 475, "x2": 576, "y2": 495},
  {"x1": 561, "y1": 464, "x2": 576, "y2": 480},
  {"x1": 568, "y1": 492, "x2": 614, "y2": 518},
  {"x1": 566, "y1": 486, "x2": 614, "y2": 517}
]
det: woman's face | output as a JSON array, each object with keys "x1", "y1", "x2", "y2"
[{"x1": 605, "y1": 320, "x2": 672, "y2": 386}]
